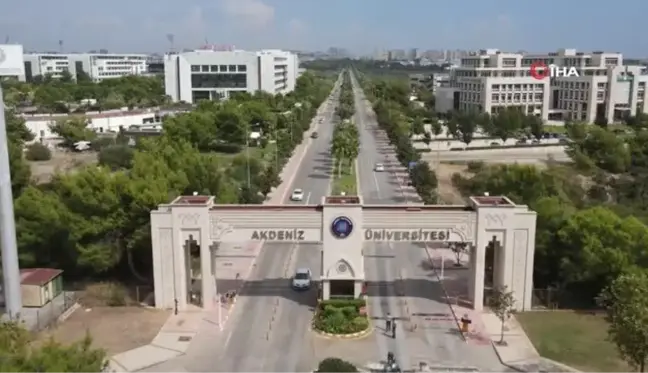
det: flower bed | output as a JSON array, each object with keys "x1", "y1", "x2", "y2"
[{"x1": 312, "y1": 299, "x2": 369, "y2": 335}]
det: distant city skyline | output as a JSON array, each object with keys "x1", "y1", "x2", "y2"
[{"x1": 1, "y1": 0, "x2": 646, "y2": 56}]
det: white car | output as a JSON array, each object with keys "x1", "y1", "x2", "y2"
[
  {"x1": 292, "y1": 268, "x2": 312, "y2": 290},
  {"x1": 374, "y1": 163, "x2": 385, "y2": 172},
  {"x1": 290, "y1": 189, "x2": 304, "y2": 201}
]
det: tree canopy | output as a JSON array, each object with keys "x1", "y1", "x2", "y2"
[
  {"x1": 7, "y1": 71, "x2": 333, "y2": 280},
  {"x1": 1, "y1": 70, "x2": 334, "y2": 370},
  {"x1": 2, "y1": 74, "x2": 169, "y2": 113}
]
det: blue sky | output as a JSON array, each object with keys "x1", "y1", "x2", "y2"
[{"x1": 1, "y1": 0, "x2": 646, "y2": 56}]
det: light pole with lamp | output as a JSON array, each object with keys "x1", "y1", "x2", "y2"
[
  {"x1": 0, "y1": 85, "x2": 23, "y2": 320},
  {"x1": 210, "y1": 243, "x2": 222, "y2": 330}
]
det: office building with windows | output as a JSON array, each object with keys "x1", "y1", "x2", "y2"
[
  {"x1": 437, "y1": 48, "x2": 648, "y2": 124},
  {"x1": 163, "y1": 49, "x2": 298, "y2": 103},
  {"x1": 23, "y1": 52, "x2": 149, "y2": 82}
]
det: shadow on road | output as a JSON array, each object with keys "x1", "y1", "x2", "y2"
[{"x1": 215, "y1": 274, "x2": 472, "y2": 310}]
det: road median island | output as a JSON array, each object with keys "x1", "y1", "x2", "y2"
[
  {"x1": 311, "y1": 299, "x2": 372, "y2": 339},
  {"x1": 331, "y1": 160, "x2": 357, "y2": 195}
]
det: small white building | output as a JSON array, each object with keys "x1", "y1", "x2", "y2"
[
  {"x1": 0, "y1": 44, "x2": 25, "y2": 81},
  {"x1": 164, "y1": 48, "x2": 299, "y2": 103},
  {"x1": 22, "y1": 108, "x2": 181, "y2": 142}
]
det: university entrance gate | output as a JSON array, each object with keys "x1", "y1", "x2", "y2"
[{"x1": 150, "y1": 195, "x2": 537, "y2": 312}]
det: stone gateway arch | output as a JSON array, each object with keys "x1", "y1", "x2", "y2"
[{"x1": 150, "y1": 195, "x2": 536, "y2": 312}]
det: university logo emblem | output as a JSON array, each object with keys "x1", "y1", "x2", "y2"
[{"x1": 331, "y1": 216, "x2": 353, "y2": 238}]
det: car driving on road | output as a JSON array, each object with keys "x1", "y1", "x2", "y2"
[
  {"x1": 292, "y1": 268, "x2": 312, "y2": 290},
  {"x1": 374, "y1": 163, "x2": 385, "y2": 172},
  {"x1": 290, "y1": 189, "x2": 304, "y2": 201}
]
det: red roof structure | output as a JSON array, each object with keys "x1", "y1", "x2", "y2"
[{"x1": 20, "y1": 268, "x2": 63, "y2": 286}]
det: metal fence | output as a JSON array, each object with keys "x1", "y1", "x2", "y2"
[
  {"x1": 20, "y1": 291, "x2": 79, "y2": 332},
  {"x1": 532, "y1": 288, "x2": 599, "y2": 310}
]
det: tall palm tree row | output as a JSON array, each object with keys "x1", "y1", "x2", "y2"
[
  {"x1": 330, "y1": 120, "x2": 360, "y2": 177},
  {"x1": 330, "y1": 69, "x2": 360, "y2": 178}
]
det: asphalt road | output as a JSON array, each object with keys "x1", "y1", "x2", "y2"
[
  {"x1": 350, "y1": 72, "x2": 505, "y2": 371},
  {"x1": 201, "y1": 76, "x2": 342, "y2": 372},
  {"x1": 144, "y1": 76, "x2": 344, "y2": 372}
]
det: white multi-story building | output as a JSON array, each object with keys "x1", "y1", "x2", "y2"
[
  {"x1": 23, "y1": 52, "x2": 149, "y2": 82},
  {"x1": 437, "y1": 48, "x2": 648, "y2": 124},
  {"x1": 163, "y1": 48, "x2": 298, "y2": 103},
  {"x1": 0, "y1": 44, "x2": 26, "y2": 81}
]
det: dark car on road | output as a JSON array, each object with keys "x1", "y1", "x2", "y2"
[{"x1": 311, "y1": 132, "x2": 319, "y2": 139}]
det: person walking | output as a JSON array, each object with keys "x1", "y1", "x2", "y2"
[
  {"x1": 385, "y1": 312, "x2": 392, "y2": 331},
  {"x1": 392, "y1": 320, "x2": 397, "y2": 339}
]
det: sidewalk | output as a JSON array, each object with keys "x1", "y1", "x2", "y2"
[
  {"x1": 421, "y1": 246, "x2": 558, "y2": 371},
  {"x1": 106, "y1": 95, "x2": 332, "y2": 373}
]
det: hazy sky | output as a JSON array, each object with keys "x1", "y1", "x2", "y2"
[{"x1": 1, "y1": 0, "x2": 646, "y2": 56}]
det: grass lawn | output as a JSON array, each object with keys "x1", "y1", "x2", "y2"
[
  {"x1": 213, "y1": 143, "x2": 277, "y2": 166},
  {"x1": 331, "y1": 160, "x2": 357, "y2": 195},
  {"x1": 517, "y1": 311, "x2": 631, "y2": 372}
]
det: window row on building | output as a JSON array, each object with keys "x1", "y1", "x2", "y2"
[
  {"x1": 435, "y1": 48, "x2": 648, "y2": 124},
  {"x1": 164, "y1": 49, "x2": 299, "y2": 103}
]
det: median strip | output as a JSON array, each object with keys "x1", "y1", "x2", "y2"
[{"x1": 331, "y1": 159, "x2": 358, "y2": 195}]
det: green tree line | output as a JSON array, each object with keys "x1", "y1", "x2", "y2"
[
  {"x1": 330, "y1": 70, "x2": 359, "y2": 177},
  {"x1": 2, "y1": 74, "x2": 169, "y2": 113}
]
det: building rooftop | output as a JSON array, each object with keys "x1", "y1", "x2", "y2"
[
  {"x1": 324, "y1": 196, "x2": 361, "y2": 204},
  {"x1": 171, "y1": 195, "x2": 212, "y2": 205},
  {"x1": 20, "y1": 268, "x2": 63, "y2": 286},
  {"x1": 469, "y1": 195, "x2": 515, "y2": 207}
]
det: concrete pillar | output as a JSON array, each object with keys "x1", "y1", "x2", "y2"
[
  {"x1": 184, "y1": 243, "x2": 192, "y2": 304},
  {"x1": 354, "y1": 280, "x2": 363, "y2": 298},
  {"x1": 200, "y1": 234, "x2": 215, "y2": 310},
  {"x1": 469, "y1": 241, "x2": 485, "y2": 311},
  {"x1": 322, "y1": 280, "x2": 331, "y2": 300}
]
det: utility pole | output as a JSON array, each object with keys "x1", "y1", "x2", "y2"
[
  {"x1": 245, "y1": 125, "x2": 251, "y2": 188},
  {"x1": 0, "y1": 85, "x2": 23, "y2": 320}
]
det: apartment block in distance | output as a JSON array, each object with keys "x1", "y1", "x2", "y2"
[
  {"x1": 435, "y1": 48, "x2": 648, "y2": 124},
  {"x1": 164, "y1": 47, "x2": 299, "y2": 103},
  {"x1": 23, "y1": 52, "x2": 149, "y2": 82}
]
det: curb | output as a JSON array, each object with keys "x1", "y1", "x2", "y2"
[{"x1": 311, "y1": 325, "x2": 374, "y2": 340}]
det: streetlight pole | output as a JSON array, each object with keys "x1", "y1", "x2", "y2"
[
  {"x1": 245, "y1": 125, "x2": 251, "y2": 188},
  {"x1": 0, "y1": 85, "x2": 23, "y2": 320},
  {"x1": 210, "y1": 245, "x2": 221, "y2": 330},
  {"x1": 274, "y1": 124, "x2": 279, "y2": 170}
]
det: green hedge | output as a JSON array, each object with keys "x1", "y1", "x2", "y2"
[
  {"x1": 318, "y1": 299, "x2": 366, "y2": 310},
  {"x1": 313, "y1": 298, "x2": 369, "y2": 334}
]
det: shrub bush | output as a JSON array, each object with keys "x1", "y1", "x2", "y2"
[
  {"x1": 317, "y1": 357, "x2": 358, "y2": 372},
  {"x1": 466, "y1": 161, "x2": 485, "y2": 173},
  {"x1": 314, "y1": 298, "x2": 369, "y2": 334},
  {"x1": 25, "y1": 142, "x2": 52, "y2": 161}
]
